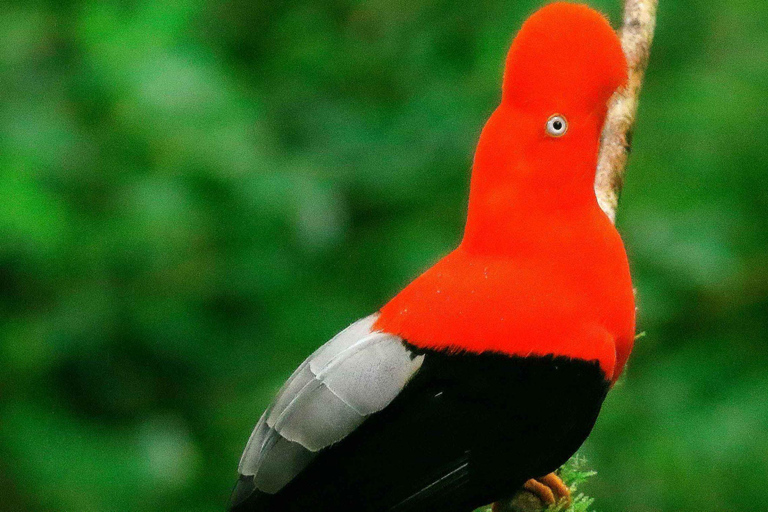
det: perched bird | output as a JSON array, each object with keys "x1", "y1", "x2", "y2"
[{"x1": 231, "y1": 3, "x2": 635, "y2": 511}]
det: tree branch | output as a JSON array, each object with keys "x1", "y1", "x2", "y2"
[{"x1": 595, "y1": 0, "x2": 659, "y2": 224}]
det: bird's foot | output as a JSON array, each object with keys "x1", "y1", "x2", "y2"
[
  {"x1": 491, "y1": 472, "x2": 571, "y2": 511},
  {"x1": 523, "y1": 473, "x2": 570, "y2": 506}
]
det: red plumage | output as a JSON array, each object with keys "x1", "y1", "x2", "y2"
[{"x1": 376, "y1": 3, "x2": 635, "y2": 382}]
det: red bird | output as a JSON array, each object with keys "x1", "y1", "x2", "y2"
[{"x1": 231, "y1": 3, "x2": 635, "y2": 511}]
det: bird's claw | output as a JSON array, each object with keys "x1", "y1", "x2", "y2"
[
  {"x1": 491, "y1": 472, "x2": 571, "y2": 511},
  {"x1": 524, "y1": 472, "x2": 571, "y2": 506}
]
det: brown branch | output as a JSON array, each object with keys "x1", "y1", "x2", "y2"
[
  {"x1": 494, "y1": 0, "x2": 659, "y2": 508},
  {"x1": 595, "y1": 0, "x2": 659, "y2": 224}
]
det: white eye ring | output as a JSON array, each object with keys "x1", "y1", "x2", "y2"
[{"x1": 546, "y1": 114, "x2": 568, "y2": 137}]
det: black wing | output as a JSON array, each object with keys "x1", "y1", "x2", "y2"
[
  {"x1": 232, "y1": 314, "x2": 424, "y2": 507},
  {"x1": 232, "y1": 328, "x2": 610, "y2": 512}
]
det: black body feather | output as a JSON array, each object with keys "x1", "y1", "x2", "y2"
[{"x1": 231, "y1": 347, "x2": 609, "y2": 512}]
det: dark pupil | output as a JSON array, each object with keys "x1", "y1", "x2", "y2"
[{"x1": 552, "y1": 120, "x2": 563, "y2": 130}]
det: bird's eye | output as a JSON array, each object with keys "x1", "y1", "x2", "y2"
[{"x1": 546, "y1": 114, "x2": 568, "y2": 137}]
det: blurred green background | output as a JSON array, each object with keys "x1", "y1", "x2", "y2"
[{"x1": 1, "y1": 0, "x2": 766, "y2": 511}]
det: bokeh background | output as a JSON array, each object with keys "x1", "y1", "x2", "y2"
[{"x1": 2, "y1": 0, "x2": 767, "y2": 511}]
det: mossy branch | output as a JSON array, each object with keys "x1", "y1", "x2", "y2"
[
  {"x1": 482, "y1": 456, "x2": 599, "y2": 512},
  {"x1": 489, "y1": 1, "x2": 658, "y2": 511}
]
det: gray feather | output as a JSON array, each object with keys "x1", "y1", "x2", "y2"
[
  {"x1": 272, "y1": 380, "x2": 366, "y2": 450},
  {"x1": 252, "y1": 435, "x2": 315, "y2": 494},
  {"x1": 237, "y1": 314, "x2": 424, "y2": 494},
  {"x1": 322, "y1": 334, "x2": 423, "y2": 414},
  {"x1": 267, "y1": 364, "x2": 315, "y2": 424}
]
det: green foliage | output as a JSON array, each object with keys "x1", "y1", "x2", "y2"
[
  {"x1": 1, "y1": 1, "x2": 767, "y2": 511},
  {"x1": 549, "y1": 456, "x2": 597, "y2": 512},
  {"x1": 474, "y1": 455, "x2": 598, "y2": 512}
]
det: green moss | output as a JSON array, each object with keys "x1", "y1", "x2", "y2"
[
  {"x1": 474, "y1": 455, "x2": 598, "y2": 512},
  {"x1": 547, "y1": 455, "x2": 598, "y2": 512}
]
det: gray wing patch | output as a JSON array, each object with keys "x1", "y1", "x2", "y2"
[{"x1": 237, "y1": 314, "x2": 424, "y2": 494}]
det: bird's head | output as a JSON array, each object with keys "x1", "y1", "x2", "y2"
[
  {"x1": 502, "y1": 2, "x2": 627, "y2": 120},
  {"x1": 465, "y1": 2, "x2": 627, "y2": 250}
]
